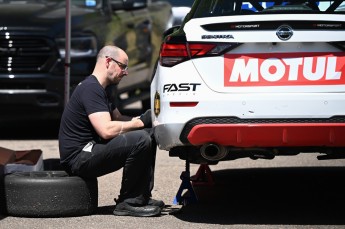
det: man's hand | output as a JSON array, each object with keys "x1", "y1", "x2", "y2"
[{"x1": 139, "y1": 109, "x2": 152, "y2": 128}]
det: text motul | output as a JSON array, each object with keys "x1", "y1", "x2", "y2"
[{"x1": 224, "y1": 52, "x2": 345, "y2": 86}]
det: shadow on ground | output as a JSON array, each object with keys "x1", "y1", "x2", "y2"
[{"x1": 173, "y1": 166, "x2": 345, "y2": 225}]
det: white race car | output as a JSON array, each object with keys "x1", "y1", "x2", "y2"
[{"x1": 151, "y1": 0, "x2": 345, "y2": 164}]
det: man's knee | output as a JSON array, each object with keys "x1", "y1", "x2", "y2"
[{"x1": 135, "y1": 130, "x2": 153, "y2": 150}]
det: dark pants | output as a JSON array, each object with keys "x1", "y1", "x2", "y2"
[{"x1": 70, "y1": 129, "x2": 157, "y2": 205}]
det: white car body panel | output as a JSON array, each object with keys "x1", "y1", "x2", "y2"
[
  {"x1": 150, "y1": 0, "x2": 345, "y2": 159},
  {"x1": 184, "y1": 15, "x2": 345, "y2": 42},
  {"x1": 152, "y1": 63, "x2": 345, "y2": 150}
]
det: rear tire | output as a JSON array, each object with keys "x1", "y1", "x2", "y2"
[{"x1": 1, "y1": 171, "x2": 98, "y2": 217}]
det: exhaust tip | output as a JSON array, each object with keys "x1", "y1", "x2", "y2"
[{"x1": 200, "y1": 144, "x2": 228, "y2": 161}]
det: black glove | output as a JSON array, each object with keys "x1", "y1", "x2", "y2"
[{"x1": 139, "y1": 109, "x2": 152, "y2": 128}]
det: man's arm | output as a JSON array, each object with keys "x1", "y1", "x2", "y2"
[
  {"x1": 89, "y1": 111, "x2": 143, "y2": 140},
  {"x1": 112, "y1": 108, "x2": 139, "y2": 121}
]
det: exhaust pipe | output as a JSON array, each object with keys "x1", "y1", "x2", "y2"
[{"x1": 200, "y1": 144, "x2": 228, "y2": 161}]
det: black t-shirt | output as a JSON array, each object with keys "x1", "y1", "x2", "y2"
[{"x1": 58, "y1": 75, "x2": 112, "y2": 168}]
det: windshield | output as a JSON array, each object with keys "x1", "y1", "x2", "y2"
[
  {"x1": 0, "y1": 0, "x2": 101, "y2": 8},
  {"x1": 194, "y1": 0, "x2": 345, "y2": 17}
]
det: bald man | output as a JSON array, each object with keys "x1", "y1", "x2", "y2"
[{"x1": 59, "y1": 45, "x2": 164, "y2": 217}]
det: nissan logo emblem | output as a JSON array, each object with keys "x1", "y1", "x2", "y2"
[{"x1": 276, "y1": 25, "x2": 293, "y2": 41}]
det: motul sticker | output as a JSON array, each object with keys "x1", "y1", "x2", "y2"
[{"x1": 224, "y1": 52, "x2": 345, "y2": 86}]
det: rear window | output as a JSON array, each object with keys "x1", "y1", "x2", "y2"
[{"x1": 194, "y1": 0, "x2": 345, "y2": 17}]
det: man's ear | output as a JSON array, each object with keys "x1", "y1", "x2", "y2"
[{"x1": 105, "y1": 57, "x2": 111, "y2": 68}]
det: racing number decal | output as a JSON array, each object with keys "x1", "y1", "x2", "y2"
[{"x1": 224, "y1": 52, "x2": 345, "y2": 86}]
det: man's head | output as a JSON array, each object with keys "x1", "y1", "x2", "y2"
[{"x1": 93, "y1": 45, "x2": 129, "y2": 87}]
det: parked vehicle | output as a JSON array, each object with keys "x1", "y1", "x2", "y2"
[
  {"x1": 159, "y1": 0, "x2": 194, "y2": 27},
  {"x1": 0, "y1": 0, "x2": 171, "y2": 122},
  {"x1": 151, "y1": 0, "x2": 345, "y2": 164}
]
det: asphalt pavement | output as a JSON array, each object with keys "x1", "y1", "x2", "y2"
[{"x1": 1, "y1": 120, "x2": 345, "y2": 229}]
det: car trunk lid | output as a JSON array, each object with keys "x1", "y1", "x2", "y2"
[{"x1": 182, "y1": 14, "x2": 345, "y2": 93}]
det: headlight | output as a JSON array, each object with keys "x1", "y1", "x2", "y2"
[{"x1": 56, "y1": 36, "x2": 97, "y2": 58}]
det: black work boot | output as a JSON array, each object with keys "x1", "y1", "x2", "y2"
[
  {"x1": 113, "y1": 202, "x2": 161, "y2": 217},
  {"x1": 147, "y1": 198, "x2": 165, "y2": 209}
]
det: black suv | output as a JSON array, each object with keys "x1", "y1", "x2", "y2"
[{"x1": 0, "y1": 0, "x2": 171, "y2": 122}]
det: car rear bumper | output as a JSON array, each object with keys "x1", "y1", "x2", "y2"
[
  {"x1": 186, "y1": 123, "x2": 345, "y2": 147},
  {"x1": 154, "y1": 115, "x2": 345, "y2": 150}
]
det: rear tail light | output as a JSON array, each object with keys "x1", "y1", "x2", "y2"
[
  {"x1": 159, "y1": 40, "x2": 240, "y2": 67},
  {"x1": 159, "y1": 43, "x2": 189, "y2": 67}
]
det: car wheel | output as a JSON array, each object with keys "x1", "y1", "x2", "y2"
[{"x1": 1, "y1": 171, "x2": 98, "y2": 217}]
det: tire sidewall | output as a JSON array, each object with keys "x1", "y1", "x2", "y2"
[{"x1": 2, "y1": 171, "x2": 98, "y2": 217}]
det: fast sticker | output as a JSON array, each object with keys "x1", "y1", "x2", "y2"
[
  {"x1": 163, "y1": 83, "x2": 201, "y2": 93},
  {"x1": 224, "y1": 52, "x2": 345, "y2": 86}
]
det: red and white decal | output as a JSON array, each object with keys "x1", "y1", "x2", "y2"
[{"x1": 224, "y1": 52, "x2": 345, "y2": 86}]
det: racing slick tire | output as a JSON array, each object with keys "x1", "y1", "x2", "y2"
[{"x1": 0, "y1": 171, "x2": 98, "y2": 217}]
